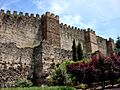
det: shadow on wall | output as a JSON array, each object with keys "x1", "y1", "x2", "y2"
[{"x1": 32, "y1": 42, "x2": 43, "y2": 86}]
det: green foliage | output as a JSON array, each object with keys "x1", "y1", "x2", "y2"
[
  {"x1": 1, "y1": 86, "x2": 76, "y2": 90},
  {"x1": 13, "y1": 78, "x2": 33, "y2": 87},
  {"x1": 47, "y1": 60, "x2": 74, "y2": 86},
  {"x1": 77, "y1": 42, "x2": 83, "y2": 60},
  {"x1": 115, "y1": 36, "x2": 120, "y2": 53},
  {"x1": 76, "y1": 83, "x2": 88, "y2": 89},
  {"x1": 117, "y1": 78, "x2": 120, "y2": 83},
  {"x1": 72, "y1": 39, "x2": 77, "y2": 61}
]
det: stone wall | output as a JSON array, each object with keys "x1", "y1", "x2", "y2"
[
  {"x1": 0, "y1": 42, "x2": 33, "y2": 87},
  {"x1": 84, "y1": 28, "x2": 98, "y2": 53},
  {"x1": 0, "y1": 10, "x2": 42, "y2": 87},
  {"x1": 41, "y1": 41, "x2": 72, "y2": 77},
  {"x1": 41, "y1": 12, "x2": 61, "y2": 48},
  {"x1": 0, "y1": 10, "x2": 42, "y2": 48},
  {"x1": 0, "y1": 10, "x2": 115, "y2": 87},
  {"x1": 60, "y1": 23, "x2": 84, "y2": 51},
  {"x1": 97, "y1": 36, "x2": 107, "y2": 55}
]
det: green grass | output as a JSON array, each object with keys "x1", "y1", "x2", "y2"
[{"x1": 0, "y1": 86, "x2": 76, "y2": 90}]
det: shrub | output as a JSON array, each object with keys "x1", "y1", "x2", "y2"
[
  {"x1": 76, "y1": 83, "x2": 88, "y2": 89},
  {"x1": 14, "y1": 78, "x2": 33, "y2": 87},
  {"x1": 47, "y1": 60, "x2": 74, "y2": 86}
]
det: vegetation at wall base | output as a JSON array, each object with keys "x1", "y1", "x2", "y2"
[
  {"x1": 47, "y1": 60, "x2": 75, "y2": 86},
  {"x1": 67, "y1": 51, "x2": 120, "y2": 89},
  {"x1": 0, "y1": 86, "x2": 76, "y2": 90},
  {"x1": 115, "y1": 36, "x2": 120, "y2": 54}
]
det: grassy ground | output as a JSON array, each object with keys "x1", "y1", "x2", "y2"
[{"x1": 0, "y1": 86, "x2": 76, "y2": 90}]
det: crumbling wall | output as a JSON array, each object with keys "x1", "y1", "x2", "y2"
[
  {"x1": 41, "y1": 41, "x2": 72, "y2": 76},
  {"x1": 0, "y1": 42, "x2": 33, "y2": 88},
  {"x1": 0, "y1": 10, "x2": 42, "y2": 87}
]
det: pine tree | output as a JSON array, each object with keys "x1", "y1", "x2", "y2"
[
  {"x1": 116, "y1": 36, "x2": 120, "y2": 55},
  {"x1": 72, "y1": 39, "x2": 77, "y2": 61},
  {"x1": 77, "y1": 42, "x2": 83, "y2": 60}
]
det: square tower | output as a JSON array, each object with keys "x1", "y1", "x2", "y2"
[
  {"x1": 41, "y1": 12, "x2": 61, "y2": 48},
  {"x1": 84, "y1": 28, "x2": 98, "y2": 53}
]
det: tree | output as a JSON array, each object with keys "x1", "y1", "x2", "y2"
[
  {"x1": 116, "y1": 36, "x2": 120, "y2": 53},
  {"x1": 72, "y1": 39, "x2": 77, "y2": 61},
  {"x1": 77, "y1": 42, "x2": 83, "y2": 60}
]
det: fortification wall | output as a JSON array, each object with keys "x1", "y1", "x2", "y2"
[
  {"x1": 107, "y1": 38, "x2": 115, "y2": 55},
  {"x1": 0, "y1": 10, "x2": 43, "y2": 87},
  {"x1": 0, "y1": 9, "x2": 115, "y2": 87},
  {"x1": 97, "y1": 36, "x2": 107, "y2": 55},
  {"x1": 84, "y1": 28, "x2": 98, "y2": 53},
  {"x1": 0, "y1": 10, "x2": 42, "y2": 48},
  {"x1": 41, "y1": 41, "x2": 72, "y2": 76},
  {"x1": 0, "y1": 42, "x2": 33, "y2": 87},
  {"x1": 41, "y1": 12, "x2": 60, "y2": 48},
  {"x1": 60, "y1": 23, "x2": 84, "y2": 50}
]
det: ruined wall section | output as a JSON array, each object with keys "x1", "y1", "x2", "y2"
[
  {"x1": 60, "y1": 23, "x2": 85, "y2": 51},
  {"x1": 0, "y1": 10, "x2": 43, "y2": 87},
  {"x1": 0, "y1": 10, "x2": 42, "y2": 48},
  {"x1": 0, "y1": 42, "x2": 33, "y2": 87},
  {"x1": 97, "y1": 36, "x2": 107, "y2": 55},
  {"x1": 41, "y1": 41, "x2": 72, "y2": 77}
]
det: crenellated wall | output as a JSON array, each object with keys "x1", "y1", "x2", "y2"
[
  {"x1": 0, "y1": 10, "x2": 42, "y2": 48},
  {"x1": 41, "y1": 12, "x2": 60, "y2": 48},
  {"x1": 0, "y1": 9, "x2": 115, "y2": 87},
  {"x1": 97, "y1": 36, "x2": 107, "y2": 55},
  {"x1": 60, "y1": 23, "x2": 84, "y2": 51}
]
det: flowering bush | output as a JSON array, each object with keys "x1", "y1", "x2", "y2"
[{"x1": 67, "y1": 51, "x2": 120, "y2": 88}]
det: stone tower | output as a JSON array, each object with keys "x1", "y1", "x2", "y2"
[
  {"x1": 107, "y1": 38, "x2": 115, "y2": 55},
  {"x1": 41, "y1": 12, "x2": 61, "y2": 48},
  {"x1": 84, "y1": 28, "x2": 98, "y2": 53}
]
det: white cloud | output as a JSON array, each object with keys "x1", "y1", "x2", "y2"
[
  {"x1": 33, "y1": 0, "x2": 120, "y2": 40},
  {"x1": 0, "y1": 0, "x2": 20, "y2": 10},
  {"x1": 61, "y1": 15, "x2": 82, "y2": 25},
  {"x1": 33, "y1": 0, "x2": 70, "y2": 14},
  {"x1": 50, "y1": 0, "x2": 69, "y2": 14}
]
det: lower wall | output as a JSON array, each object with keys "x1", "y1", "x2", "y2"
[
  {"x1": 0, "y1": 43, "x2": 33, "y2": 88},
  {"x1": 0, "y1": 41, "x2": 72, "y2": 87},
  {"x1": 39, "y1": 41, "x2": 72, "y2": 82}
]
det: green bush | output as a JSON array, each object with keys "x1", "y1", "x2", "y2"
[
  {"x1": 47, "y1": 60, "x2": 74, "y2": 86},
  {"x1": 13, "y1": 78, "x2": 33, "y2": 87},
  {"x1": 76, "y1": 83, "x2": 88, "y2": 89},
  {"x1": 117, "y1": 78, "x2": 120, "y2": 83}
]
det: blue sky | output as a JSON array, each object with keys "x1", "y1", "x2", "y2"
[{"x1": 0, "y1": 0, "x2": 120, "y2": 41}]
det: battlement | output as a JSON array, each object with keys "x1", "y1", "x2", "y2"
[
  {"x1": 97, "y1": 36, "x2": 106, "y2": 41},
  {"x1": 86, "y1": 28, "x2": 95, "y2": 34},
  {"x1": 107, "y1": 38, "x2": 114, "y2": 42},
  {"x1": 41, "y1": 12, "x2": 59, "y2": 20},
  {"x1": 60, "y1": 23, "x2": 81, "y2": 31},
  {"x1": 0, "y1": 9, "x2": 40, "y2": 18}
]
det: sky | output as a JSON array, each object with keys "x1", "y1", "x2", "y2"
[{"x1": 0, "y1": 0, "x2": 120, "y2": 41}]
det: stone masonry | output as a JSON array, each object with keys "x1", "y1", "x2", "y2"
[{"x1": 0, "y1": 9, "x2": 115, "y2": 87}]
